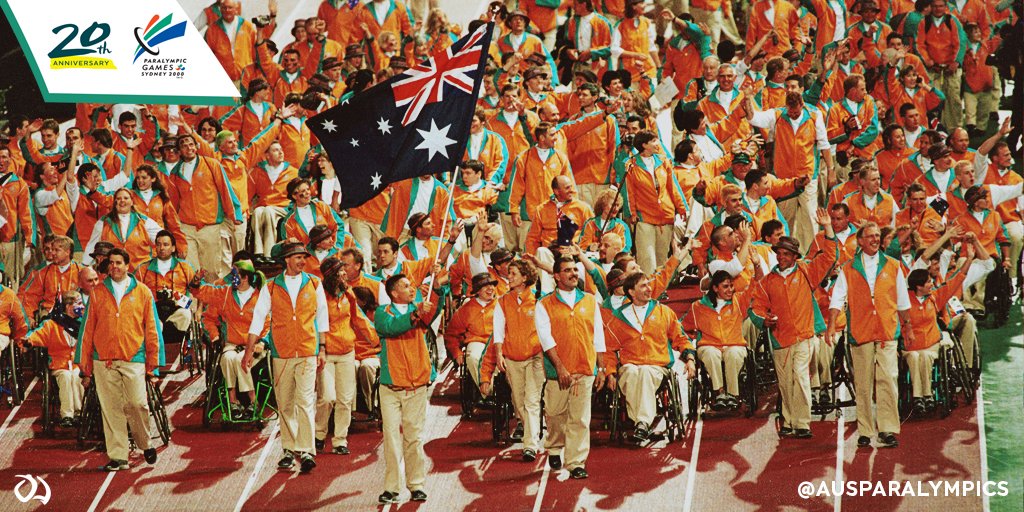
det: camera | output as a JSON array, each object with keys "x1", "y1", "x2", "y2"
[{"x1": 621, "y1": 133, "x2": 635, "y2": 147}]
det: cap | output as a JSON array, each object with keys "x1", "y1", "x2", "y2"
[
  {"x1": 524, "y1": 67, "x2": 549, "y2": 81},
  {"x1": 471, "y1": 272, "x2": 499, "y2": 294},
  {"x1": 732, "y1": 152, "x2": 752, "y2": 165},
  {"x1": 490, "y1": 248, "x2": 514, "y2": 266},
  {"x1": 90, "y1": 241, "x2": 115, "y2": 259}
]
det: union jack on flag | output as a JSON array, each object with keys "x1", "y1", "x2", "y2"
[
  {"x1": 391, "y1": 26, "x2": 487, "y2": 126},
  {"x1": 307, "y1": 22, "x2": 493, "y2": 210}
]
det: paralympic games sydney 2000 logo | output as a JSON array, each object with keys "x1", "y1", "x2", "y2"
[{"x1": 134, "y1": 13, "x2": 189, "y2": 79}]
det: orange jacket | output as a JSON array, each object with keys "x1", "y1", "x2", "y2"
[
  {"x1": 508, "y1": 147, "x2": 574, "y2": 219},
  {"x1": 93, "y1": 212, "x2": 160, "y2": 266},
  {"x1": 249, "y1": 162, "x2": 299, "y2": 208},
  {"x1": 904, "y1": 268, "x2": 969, "y2": 351},
  {"x1": 353, "y1": 0, "x2": 414, "y2": 41},
  {"x1": 205, "y1": 18, "x2": 261, "y2": 82},
  {"x1": 216, "y1": 123, "x2": 282, "y2": 215},
  {"x1": 964, "y1": 39, "x2": 999, "y2": 93},
  {"x1": 166, "y1": 154, "x2": 244, "y2": 228},
  {"x1": 604, "y1": 301, "x2": 693, "y2": 373},
  {"x1": 538, "y1": 290, "x2": 602, "y2": 376},
  {"x1": 747, "y1": 0, "x2": 804, "y2": 58},
  {"x1": 263, "y1": 273, "x2": 324, "y2": 358},
  {"x1": 195, "y1": 283, "x2": 266, "y2": 346},
  {"x1": 0, "y1": 173, "x2": 35, "y2": 245},
  {"x1": 761, "y1": 107, "x2": 828, "y2": 180},
  {"x1": 953, "y1": 209, "x2": 1009, "y2": 258},
  {"x1": 825, "y1": 62, "x2": 867, "y2": 104},
  {"x1": 452, "y1": 183, "x2": 498, "y2": 223},
  {"x1": 380, "y1": 177, "x2": 453, "y2": 236},
  {"x1": 616, "y1": 16, "x2": 658, "y2": 84},
  {"x1": 134, "y1": 257, "x2": 196, "y2": 298},
  {"x1": 567, "y1": 112, "x2": 619, "y2": 186},
  {"x1": 623, "y1": 153, "x2": 688, "y2": 225},
  {"x1": 319, "y1": 0, "x2": 363, "y2": 47},
  {"x1": 840, "y1": 253, "x2": 902, "y2": 344},
  {"x1": 463, "y1": 129, "x2": 509, "y2": 186},
  {"x1": 681, "y1": 286, "x2": 753, "y2": 348},
  {"x1": 982, "y1": 166, "x2": 1023, "y2": 224},
  {"x1": 20, "y1": 262, "x2": 84, "y2": 320},
  {"x1": 826, "y1": 97, "x2": 882, "y2": 160},
  {"x1": 324, "y1": 289, "x2": 377, "y2": 355},
  {"x1": 875, "y1": 146, "x2": 915, "y2": 186},
  {"x1": 35, "y1": 185, "x2": 75, "y2": 239},
  {"x1": 490, "y1": 288, "x2": 542, "y2": 364},
  {"x1": 697, "y1": 89, "x2": 752, "y2": 147},
  {"x1": 444, "y1": 297, "x2": 495, "y2": 361},
  {"x1": 255, "y1": 42, "x2": 310, "y2": 106},
  {"x1": 348, "y1": 187, "x2": 391, "y2": 225},
  {"x1": 485, "y1": 110, "x2": 539, "y2": 180},
  {"x1": 914, "y1": 14, "x2": 965, "y2": 67},
  {"x1": 0, "y1": 286, "x2": 29, "y2": 339},
  {"x1": 525, "y1": 198, "x2": 594, "y2": 253},
  {"x1": 375, "y1": 300, "x2": 439, "y2": 388},
  {"x1": 76, "y1": 275, "x2": 164, "y2": 371},
  {"x1": 279, "y1": 118, "x2": 312, "y2": 166},
  {"x1": 26, "y1": 319, "x2": 78, "y2": 371},
  {"x1": 220, "y1": 101, "x2": 277, "y2": 148},
  {"x1": 844, "y1": 190, "x2": 898, "y2": 228}
]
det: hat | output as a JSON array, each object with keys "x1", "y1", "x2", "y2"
[
  {"x1": 278, "y1": 241, "x2": 310, "y2": 260},
  {"x1": 860, "y1": 1, "x2": 880, "y2": 11},
  {"x1": 159, "y1": 136, "x2": 178, "y2": 150},
  {"x1": 524, "y1": 67, "x2": 548, "y2": 81},
  {"x1": 782, "y1": 49, "x2": 802, "y2": 62},
  {"x1": 490, "y1": 248, "x2": 514, "y2": 266},
  {"x1": 320, "y1": 256, "x2": 344, "y2": 279},
  {"x1": 964, "y1": 185, "x2": 987, "y2": 207},
  {"x1": 772, "y1": 236, "x2": 802, "y2": 257},
  {"x1": 471, "y1": 272, "x2": 499, "y2": 294},
  {"x1": 307, "y1": 224, "x2": 335, "y2": 249},
  {"x1": 264, "y1": 39, "x2": 279, "y2": 55},
  {"x1": 321, "y1": 57, "x2": 343, "y2": 71},
  {"x1": 574, "y1": 69, "x2": 598, "y2": 83},
  {"x1": 90, "y1": 241, "x2": 115, "y2": 259},
  {"x1": 927, "y1": 143, "x2": 952, "y2": 161},
  {"x1": 389, "y1": 56, "x2": 410, "y2": 71},
  {"x1": 732, "y1": 152, "x2": 752, "y2": 165},
  {"x1": 525, "y1": 52, "x2": 547, "y2": 67},
  {"x1": 505, "y1": 9, "x2": 529, "y2": 28},
  {"x1": 406, "y1": 212, "x2": 429, "y2": 233},
  {"x1": 345, "y1": 44, "x2": 365, "y2": 59},
  {"x1": 246, "y1": 78, "x2": 270, "y2": 98},
  {"x1": 605, "y1": 268, "x2": 626, "y2": 290}
]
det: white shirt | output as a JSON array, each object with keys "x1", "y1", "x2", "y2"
[
  {"x1": 691, "y1": 133, "x2": 724, "y2": 163},
  {"x1": 409, "y1": 179, "x2": 434, "y2": 217},
  {"x1": 829, "y1": 0, "x2": 846, "y2": 42},
  {"x1": 578, "y1": 13, "x2": 594, "y2": 51},
  {"x1": 904, "y1": 125, "x2": 923, "y2": 148},
  {"x1": 111, "y1": 277, "x2": 130, "y2": 306},
  {"x1": 248, "y1": 273, "x2": 330, "y2": 336},
  {"x1": 745, "y1": 193, "x2": 763, "y2": 214},
  {"x1": 137, "y1": 189, "x2": 155, "y2": 204},
  {"x1": 468, "y1": 131, "x2": 485, "y2": 159},
  {"x1": 247, "y1": 101, "x2": 266, "y2": 121},
  {"x1": 179, "y1": 157, "x2": 198, "y2": 183},
  {"x1": 372, "y1": 0, "x2": 390, "y2": 25},
  {"x1": 623, "y1": 302, "x2": 649, "y2": 331},
  {"x1": 534, "y1": 290, "x2": 606, "y2": 353},
  {"x1": 264, "y1": 162, "x2": 287, "y2": 184},
  {"x1": 501, "y1": 110, "x2": 518, "y2": 130},
  {"x1": 717, "y1": 89, "x2": 737, "y2": 113},
  {"x1": 156, "y1": 257, "x2": 173, "y2": 275},
  {"x1": 749, "y1": 109, "x2": 830, "y2": 151},
  {"x1": 236, "y1": 287, "x2": 256, "y2": 305},
  {"x1": 509, "y1": 32, "x2": 525, "y2": 50},
  {"x1": 763, "y1": 0, "x2": 776, "y2": 23},
  {"x1": 296, "y1": 204, "x2": 314, "y2": 228},
  {"x1": 221, "y1": 16, "x2": 242, "y2": 46},
  {"x1": 708, "y1": 255, "x2": 744, "y2": 278},
  {"x1": 829, "y1": 252, "x2": 911, "y2": 312},
  {"x1": 536, "y1": 147, "x2": 553, "y2": 161}
]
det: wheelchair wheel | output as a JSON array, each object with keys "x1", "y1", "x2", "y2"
[
  {"x1": 934, "y1": 348, "x2": 955, "y2": 418},
  {"x1": 946, "y1": 333, "x2": 976, "y2": 405},
  {"x1": 897, "y1": 358, "x2": 913, "y2": 420},
  {"x1": 742, "y1": 349, "x2": 758, "y2": 418},
  {"x1": 203, "y1": 351, "x2": 226, "y2": 428},
  {"x1": 0, "y1": 342, "x2": 23, "y2": 406},
  {"x1": 490, "y1": 373, "x2": 513, "y2": 443},
  {"x1": 662, "y1": 373, "x2": 686, "y2": 443},
  {"x1": 77, "y1": 384, "x2": 101, "y2": 449},
  {"x1": 426, "y1": 330, "x2": 440, "y2": 372},
  {"x1": 608, "y1": 388, "x2": 623, "y2": 443},
  {"x1": 687, "y1": 361, "x2": 709, "y2": 421},
  {"x1": 458, "y1": 363, "x2": 478, "y2": 419},
  {"x1": 41, "y1": 371, "x2": 54, "y2": 437},
  {"x1": 147, "y1": 381, "x2": 172, "y2": 446}
]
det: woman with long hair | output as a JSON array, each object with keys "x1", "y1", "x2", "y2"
[
  {"x1": 83, "y1": 188, "x2": 162, "y2": 266},
  {"x1": 91, "y1": 164, "x2": 188, "y2": 257},
  {"x1": 577, "y1": 189, "x2": 633, "y2": 252}
]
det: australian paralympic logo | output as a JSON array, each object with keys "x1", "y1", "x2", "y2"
[{"x1": 134, "y1": 13, "x2": 188, "y2": 79}]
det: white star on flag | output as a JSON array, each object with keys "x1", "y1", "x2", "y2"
[
  {"x1": 377, "y1": 117, "x2": 392, "y2": 135},
  {"x1": 370, "y1": 173, "x2": 383, "y2": 189},
  {"x1": 415, "y1": 120, "x2": 456, "y2": 161},
  {"x1": 350, "y1": 138, "x2": 360, "y2": 147},
  {"x1": 321, "y1": 119, "x2": 337, "y2": 133}
]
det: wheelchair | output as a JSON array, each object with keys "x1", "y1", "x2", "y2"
[
  {"x1": 810, "y1": 333, "x2": 857, "y2": 418},
  {"x1": 78, "y1": 377, "x2": 172, "y2": 449},
  {"x1": 897, "y1": 332, "x2": 975, "y2": 420},
  {"x1": 688, "y1": 345, "x2": 758, "y2": 420},
  {"x1": 37, "y1": 354, "x2": 61, "y2": 438},
  {"x1": 459, "y1": 359, "x2": 485, "y2": 419},
  {"x1": 352, "y1": 364, "x2": 382, "y2": 430},
  {"x1": 202, "y1": 342, "x2": 277, "y2": 429},
  {"x1": 608, "y1": 366, "x2": 687, "y2": 444},
  {"x1": 0, "y1": 337, "x2": 26, "y2": 407},
  {"x1": 179, "y1": 317, "x2": 207, "y2": 378},
  {"x1": 488, "y1": 372, "x2": 517, "y2": 444},
  {"x1": 982, "y1": 265, "x2": 1012, "y2": 328}
]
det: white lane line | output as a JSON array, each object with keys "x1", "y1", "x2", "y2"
[
  {"x1": 682, "y1": 417, "x2": 704, "y2": 512},
  {"x1": 531, "y1": 463, "x2": 551, "y2": 512},
  {"x1": 0, "y1": 377, "x2": 37, "y2": 440},
  {"x1": 233, "y1": 422, "x2": 281, "y2": 512},
  {"x1": 834, "y1": 412, "x2": 845, "y2": 512},
  {"x1": 86, "y1": 472, "x2": 116, "y2": 512},
  {"x1": 976, "y1": 378, "x2": 990, "y2": 512}
]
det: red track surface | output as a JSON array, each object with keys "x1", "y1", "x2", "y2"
[{"x1": 0, "y1": 353, "x2": 985, "y2": 511}]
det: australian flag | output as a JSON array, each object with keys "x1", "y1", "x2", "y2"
[{"x1": 308, "y1": 22, "x2": 493, "y2": 210}]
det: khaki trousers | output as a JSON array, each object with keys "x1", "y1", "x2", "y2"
[
  {"x1": 181, "y1": 223, "x2": 229, "y2": 276},
  {"x1": 777, "y1": 175, "x2": 819, "y2": 253},
  {"x1": 950, "y1": 313, "x2": 978, "y2": 370},
  {"x1": 850, "y1": 341, "x2": 900, "y2": 437},
  {"x1": 929, "y1": 68, "x2": 963, "y2": 128},
  {"x1": 94, "y1": 361, "x2": 151, "y2": 461},
  {"x1": 380, "y1": 385, "x2": 429, "y2": 493},
  {"x1": 500, "y1": 213, "x2": 529, "y2": 253},
  {"x1": 964, "y1": 88, "x2": 1000, "y2": 130},
  {"x1": 903, "y1": 343, "x2": 941, "y2": 398},
  {"x1": 618, "y1": 364, "x2": 671, "y2": 426},
  {"x1": 635, "y1": 222, "x2": 673, "y2": 275},
  {"x1": 505, "y1": 354, "x2": 545, "y2": 452},
  {"x1": 220, "y1": 345, "x2": 255, "y2": 393},
  {"x1": 1005, "y1": 221, "x2": 1023, "y2": 279},
  {"x1": 690, "y1": 6, "x2": 742, "y2": 46},
  {"x1": 697, "y1": 345, "x2": 747, "y2": 395},
  {"x1": 0, "y1": 240, "x2": 24, "y2": 288},
  {"x1": 544, "y1": 374, "x2": 595, "y2": 471},
  {"x1": 577, "y1": 184, "x2": 610, "y2": 210},
  {"x1": 272, "y1": 356, "x2": 317, "y2": 454},
  {"x1": 773, "y1": 339, "x2": 813, "y2": 430},
  {"x1": 963, "y1": 278, "x2": 986, "y2": 311},
  {"x1": 811, "y1": 332, "x2": 839, "y2": 388},
  {"x1": 349, "y1": 217, "x2": 384, "y2": 267},
  {"x1": 223, "y1": 220, "x2": 246, "y2": 263},
  {"x1": 464, "y1": 341, "x2": 486, "y2": 387},
  {"x1": 53, "y1": 368, "x2": 84, "y2": 419},
  {"x1": 315, "y1": 351, "x2": 356, "y2": 447},
  {"x1": 252, "y1": 206, "x2": 288, "y2": 256},
  {"x1": 357, "y1": 357, "x2": 380, "y2": 408}
]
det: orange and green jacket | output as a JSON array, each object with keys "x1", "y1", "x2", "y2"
[
  {"x1": 604, "y1": 301, "x2": 694, "y2": 373},
  {"x1": 903, "y1": 267, "x2": 969, "y2": 351},
  {"x1": 76, "y1": 275, "x2": 165, "y2": 371},
  {"x1": 622, "y1": 153, "x2": 688, "y2": 226},
  {"x1": 840, "y1": 252, "x2": 903, "y2": 344},
  {"x1": 324, "y1": 289, "x2": 378, "y2": 355},
  {"x1": 166, "y1": 154, "x2": 244, "y2": 228},
  {"x1": 263, "y1": 273, "x2": 324, "y2": 358},
  {"x1": 525, "y1": 198, "x2": 594, "y2": 253},
  {"x1": 681, "y1": 285, "x2": 753, "y2": 348},
  {"x1": 508, "y1": 147, "x2": 574, "y2": 220},
  {"x1": 26, "y1": 318, "x2": 77, "y2": 371},
  {"x1": 444, "y1": 297, "x2": 495, "y2": 362},
  {"x1": 195, "y1": 283, "x2": 267, "y2": 347},
  {"x1": 375, "y1": 296, "x2": 445, "y2": 389}
]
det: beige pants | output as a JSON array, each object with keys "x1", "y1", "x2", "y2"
[
  {"x1": 357, "y1": 356, "x2": 380, "y2": 409},
  {"x1": 220, "y1": 345, "x2": 255, "y2": 393},
  {"x1": 690, "y1": 6, "x2": 742, "y2": 46},
  {"x1": 929, "y1": 68, "x2": 963, "y2": 129},
  {"x1": 544, "y1": 374, "x2": 595, "y2": 471},
  {"x1": 349, "y1": 217, "x2": 384, "y2": 268},
  {"x1": 635, "y1": 222, "x2": 673, "y2": 275},
  {"x1": 464, "y1": 341, "x2": 486, "y2": 387},
  {"x1": 1005, "y1": 221, "x2": 1023, "y2": 279},
  {"x1": 181, "y1": 223, "x2": 229, "y2": 276},
  {"x1": 53, "y1": 368, "x2": 84, "y2": 419},
  {"x1": 697, "y1": 345, "x2": 747, "y2": 396},
  {"x1": 903, "y1": 343, "x2": 941, "y2": 398},
  {"x1": 252, "y1": 206, "x2": 288, "y2": 256},
  {"x1": 963, "y1": 278, "x2": 986, "y2": 311},
  {"x1": 964, "y1": 87, "x2": 1000, "y2": 130},
  {"x1": 811, "y1": 332, "x2": 839, "y2": 388},
  {"x1": 500, "y1": 213, "x2": 529, "y2": 253},
  {"x1": 223, "y1": 219, "x2": 246, "y2": 263},
  {"x1": 774, "y1": 338, "x2": 813, "y2": 430},
  {"x1": 577, "y1": 184, "x2": 610, "y2": 210},
  {"x1": 505, "y1": 354, "x2": 545, "y2": 452},
  {"x1": 0, "y1": 240, "x2": 24, "y2": 288},
  {"x1": 272, "y1": 356, "x2": 317, "y2": 454},
  {"x1": 315, "y1": 351, "x2": 356, "y2": 448},
  {"x1": 618, "y1": 364, "x2": 671, "y2": 426},
  {"x1": 380, "y1": 385, "x2": 429, "y2": 493},
  {"x1": 850, "y1": 341, "x2": 900, "y2": 437},
  {"x1": 93, "y1": 361, "x2": 152, "y2": 461},
  {"x1": 777, "y1": 175, "x2": 819, "y2": 253},
  {"x1": 949, "y1": 313, "x2": 978, "y2": 370}
]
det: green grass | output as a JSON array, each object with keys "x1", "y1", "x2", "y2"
[{"x1": 980, "y1": 304, "x2": 1024, "y2": 512}]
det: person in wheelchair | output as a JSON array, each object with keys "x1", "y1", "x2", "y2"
[
  {"x1": 75, "y1": 248, "x2": 165, "y2": 471},
  {"x1": 191, "y1": 257, "x2": 269, "y2": 419},
  {"x1": 23, "y1": 290, "x2": 85, "y2": 428},
  {"x1": 605, "y1": 272, "x2": 696, "y2": 443},
  {"x1": 903, "y1": 242, "x2": 978, "y2": 414},
  {"x1": 135, "y1": 231, "x2": 196, "y2": 346},
  {"x1": 314, "y1": 257, "x2": 378, "y2": 455},
  {"x1": 444, "y1": 273, "x2": 498, "y2": 387},
  {"x1": 682, "y1": 267, "x2": 761, "y2": 411},
  {"x1": 350, "y1": 286, "x2": 382, "y2": 412},
  {"x1": 749, "y1": 213, "x2": 837, "y2": 439},
  {"x1": 954, "y1": 186, "x2": 1012, "y2": 314},
  {"x1": 0, "y1": 273, "x2": 28, "y2": 353},
  {"x1": 479, "y1": 259, "x2": 543, "y2": 461}
]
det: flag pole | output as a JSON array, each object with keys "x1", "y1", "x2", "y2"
[{"x1": 425, "y1": 165, "x2": 461, "y2": 301}]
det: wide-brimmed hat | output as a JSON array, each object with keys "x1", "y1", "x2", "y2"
[
  {"x1": 344, "y1": 44, "x2": 365, "y2": 59},
  {"x1": 278, "y1": 241, "x2": 310, "y2": 260},
  {"x1": 159, "y1": 136, "x2": 178, "y2": 150},
  {"x1": 321, "y1": 57, "x2": 343, "y2": 71},
  {"x1": 307, "y1": 224, "x2": 335, "y2": 249},
  {"x1": 389, "y1": 56, "x2": 410, "y2": 71},
  {"x1": 471, "y1": 272, "x2": 499, "y2": 294},
  {"x1": 90, "y1": 241, "x2": 115, "y2": 259},
  {"x1": 407, "y1": 212, "x2": 429, "y2": 232},
  {"x1": 524, "y1": 67, "x2": 548, "y2": 81},
  {"x1": 505, "y1": 9, "x2": 529, "y2": 28},
  {"x1": 927, "y1": 143, "x2": 952, "y2": 161},
  {"x1": 320, "y1": 255, "x2": 344, "y2": 278},
  {"x1": 772, "y1": 236, "x2": 802, "y2": 257},
  {"x1": 490, "y1": 248, "x2": 514, "y2": 266}
]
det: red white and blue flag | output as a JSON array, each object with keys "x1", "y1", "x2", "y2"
[{"x1": 308, "y1": 22, "x2": 493, "y2": 210}]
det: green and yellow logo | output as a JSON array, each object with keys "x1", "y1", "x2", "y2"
[{"x1": 47, "y1": 21, "x2": 115, "y2": 69}]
